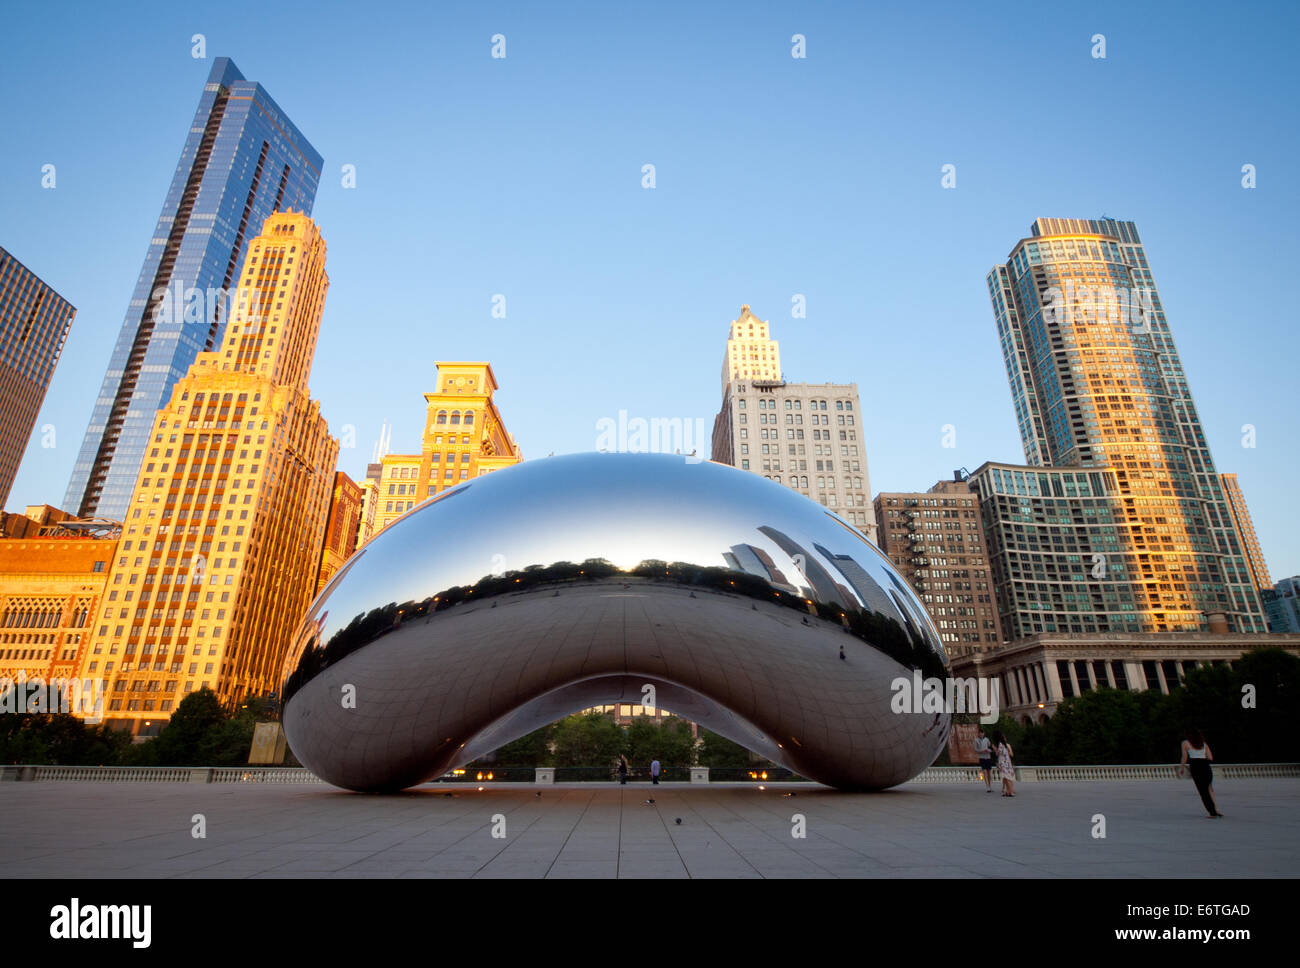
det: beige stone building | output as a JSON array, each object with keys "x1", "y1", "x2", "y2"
[
  {"x1": 0, "y1": 512, "x2": 117, "y2": 686},
  {"x1": 372, "y1": 362, "x2": 521, "y2": 535},
  {"x1": 711, "y1": 306, "x2": 874, "y2": 538},
  {"x1": 951, "y1": 631, "x2": 1300, "y2": 724},
  {"x1": 78, "y1": 211, "x2": 338, "y2": 734}
]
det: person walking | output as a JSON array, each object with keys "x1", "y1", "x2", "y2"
[
  {"x1": 650, "y1": 757, "x2": 662, "y2": 785},
  {"x1": 973, "y1": 728, "x2": 995, "y2": 792},
  {"x1": 1177, "y1": 727, "x2": 1223, "y2": 818},
  {"x1": 617, "y1": 754, "x2": 629, "y2": 785},
  {"x1": 994, "y1": 731, "x2": 1015, "y2": 797}
]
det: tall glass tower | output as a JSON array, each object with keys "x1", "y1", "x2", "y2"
[
  {"x1": 65, "y1": 57, "x2": 321, "y2": 522},
  {"x1": 984, "y1": 218, "x2": 1266, "y2": 634},
  {"x1": 0, "y1": 247, "x2": 76, "y2": 509}
]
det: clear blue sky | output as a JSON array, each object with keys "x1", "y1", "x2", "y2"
[{"x1": 2, "y1": 1, "x2": 1297, "y2": 576}]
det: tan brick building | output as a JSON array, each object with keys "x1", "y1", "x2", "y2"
[
  {"x1": 873, "y1": 479, "x2": 1003, "y2": 657},
  {"x1": 78, "y1": 211, "x2": 338, "y2": 734},
  {"x1": 317, "y1": 471, "x2": 362, "y2": 595}
]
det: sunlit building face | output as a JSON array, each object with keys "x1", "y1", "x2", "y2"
[{"x1": 984, "y1": 218, "x2": 1266, "y2": 636}]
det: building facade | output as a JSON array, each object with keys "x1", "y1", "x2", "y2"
[
  {"x1": 372, "y1": 362, "x2": 522, "y2": 535},
  {"x1": 0, "y1": 518, "x2": 117, "y2": 688},
  {"x1": 0, "y1": 247, "x2": 76, "y2": 510},
  {"x1": 985, "y1": 218, "x2": 1266, "y2": 634},
  {"x1": 65, "y1": 57, "x2": 321, "y2": 523},
  {"x1": 1218, "y1": 473, "x2": 1271, "y2": 596},
  {"x1": 951, "y1": 631, "x2": 1300, "y2": 723},
  {"x1": 78, "y1": 212, "x2": 337, "y2": 734},
  {"x1": 317, "y1": 471, "x2": 362, "y2": 594},
  {"x1": 1264, "y1": 577, "x2": 1300, "y2": 634},
  {"x1": 711, "y1": 306, "x2": 875, "y2": 538},
  {"x1": 873, "y1": 479, "x2": 1003, "y2": 657}
]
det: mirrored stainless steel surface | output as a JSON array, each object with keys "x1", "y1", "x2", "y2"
[{"x1": 281, "y1": 452, "x2": 951, "y2": 791}]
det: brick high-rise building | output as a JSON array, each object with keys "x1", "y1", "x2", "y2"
[
  {"x1": 317, "y1": 471, "x2": 362, "y2": 595},
  {"x1": 873, "y1": 479, "x2": 1003, "y2": 657},
  {"x1": 984, "y1": 218, "x2": 1266, "y2": 635},
  {"x1": 711, "y1": 305, "x2": 874, "y2": 537},
  {"x1": 372, "y1": 363, "x2": 522, "y2": 535},
  {"x1": 80, "y1": 211, "x2": 337, "y2": 734},
  {"x1": 0, "y1": 247, "x2": 75, "y2": 510},
  {"x1": 65, "y1": 58, "x2": 320, "y2": 522}
]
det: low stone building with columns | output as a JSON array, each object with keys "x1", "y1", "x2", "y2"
[{"x1": 950, "y1": 631, "x2": 1300, "y2": 724}]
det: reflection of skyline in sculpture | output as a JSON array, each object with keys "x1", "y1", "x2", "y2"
[
  {"x1": 724, "y1": 543, "x2": 800, "y2": 594},
  {"x1": 757, "y1": 525, "x2": 847, "y2": 608},
  {"x1": 282, "y1": 453, "x2": 950, "y2": 793},
  {"x1": 815, "y1": 544, "x2": 901, "y2": 626}
]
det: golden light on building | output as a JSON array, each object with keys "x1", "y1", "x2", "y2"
[
  {"x1": 1218, "y1": 473, "x2": 1271, "y2": 597},
  {"x1": 372, "y1": 362, "x2": 521, "y2": 535},
  {"x1": 985, "y1": 219, "x2": 1268, "y2": 636},
  {"x1": 77, "y1": 211, "x2": 338, "y2": 734},
  {"x1": 0, "y1": 512, "x2": 117, "y2": 685},
  {"x1": 316, "y1": 471, "x2": 362, "y2": 594}
]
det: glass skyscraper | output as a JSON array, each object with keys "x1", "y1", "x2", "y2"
[
  {"x1": 0, "y1": 247, "x2": 76, "y2": 509},
  {"x1": 981, "y1": 218, "x2": 1266, "y2": 636},
  {"x1": 65, "y1": 57, "x2": 321, "y2": 521}
]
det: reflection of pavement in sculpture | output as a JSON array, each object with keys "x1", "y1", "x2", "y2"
[{"x1": 281, "y1": 453, "x2": 951, "y2": 792}]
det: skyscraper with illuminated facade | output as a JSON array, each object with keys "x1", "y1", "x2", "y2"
[
  {"x1": 65, "y1": 57, "x2": 321, "y2": 523},
  {"x1": 980, "y1": 218, "x2": 1266, "y2": 637},
  {"x1": 80, "y1": 211, "x2": 337, "y2": 734}
]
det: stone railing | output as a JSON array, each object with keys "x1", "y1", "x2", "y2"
[
  {"x1": 209, "y1": 768, "x2": 327, "y2": 784},
  {"x1": 0, "y1": 765, "x2": 324, "y2": 784},
  {"x1": 914, "y1": 763, "x2": 1300, "y2": 783},
  {"x1": 3, "y1": 763, "x2": 1297, "y2": 784}
]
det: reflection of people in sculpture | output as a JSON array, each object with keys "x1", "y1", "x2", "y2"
[{"x1": 618, "y1": 754, "x2": 629, "y2": 785}]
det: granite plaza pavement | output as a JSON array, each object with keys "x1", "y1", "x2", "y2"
[{"x1": 2, "y1": 778, "x2": 1297, "y2": 878}]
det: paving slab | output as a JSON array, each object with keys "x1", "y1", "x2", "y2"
[{"x1": 0, "y1": 779, "x2": 1296, "y2": 878}]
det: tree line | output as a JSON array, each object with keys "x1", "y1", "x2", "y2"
[{"x1": 946, "y1": 648, "x2": 1300, "y2": 765}]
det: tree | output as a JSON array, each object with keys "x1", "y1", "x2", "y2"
[
  {"x1": 0, "y1": 713, "x2": 131, "y2": 766},
  {"x1": 485, "y1": 724, "x2": 555, "y2": 766},
  {"x1": 626, "y1": 716, "x2": 697, "y2": 768},
  {"x1": 148, "y1": 688, "x2": 226, "y2": 765},
  {"x1": 697, "y1": 728, "x2": 753, "y2": 768},
  {"x1": 1229, "y1": 648, "x2": 1300, "y2": 762},
  {"x1": 550, "y1": 712, "x2": 626, "y2": 768}
]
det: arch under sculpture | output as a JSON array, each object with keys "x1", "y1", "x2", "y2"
[{"x1": 280, "y1": 453, "x2": 952, "y2": 791}]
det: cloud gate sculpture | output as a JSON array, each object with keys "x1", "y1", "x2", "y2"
[{"x1": 281, "y1": 453, "x2": 951, "y2": 791}]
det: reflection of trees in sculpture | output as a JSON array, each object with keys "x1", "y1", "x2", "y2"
[{"x1": 283, "y1": 553, "x2": 945, "y2": 706}]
